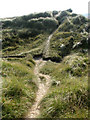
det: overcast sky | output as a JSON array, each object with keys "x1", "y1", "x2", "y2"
[{"x1": 0, "y1": 0, "x2": 89, "y2": 18}]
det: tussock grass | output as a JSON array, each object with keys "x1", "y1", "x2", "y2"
[
  {"x1": 39, "y1": 53, "x2": 88, "y2": 118},
  {"x1": 2, "y1": 10, "x2": 88, "y2": 119},
  {"x1": 2, "y1": 57, "x2": 37, "y2": 119},
  {"x1": 3, "y1": 32, "x2": 48, "y2": 56}
]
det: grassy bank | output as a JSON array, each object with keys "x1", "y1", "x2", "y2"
[
  {"x1": 39, "y1": 53, "x2": 88, "y2": 118},
  {"x1": 2, "y1": 55, "x2": 37, "y2": 119},
  {"x1": 2, "y1": 30, "x2": 49, "y2": 57}
]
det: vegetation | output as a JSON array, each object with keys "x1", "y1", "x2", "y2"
[
  {"x1": 2, "y1": 30, "x2": 49, "y2": 56},
  {"x1": 2, "y1": 55, "x2": 37, "y2": 119},
  {"x1": 39, "y1": 53, "x2": 88, "y2": 118},
  {"x1": 1, "y1": 9, "x2": 88, "y2": 118}
]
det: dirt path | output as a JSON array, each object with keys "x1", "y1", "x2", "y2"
[
  {"x1": 26, "y1": 58, "x2": 51, "y2": 118},
  {"x1": 43, "y1": 34, "x2": 53, "y2": 57}
]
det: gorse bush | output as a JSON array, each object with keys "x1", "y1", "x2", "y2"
[
  {"x1": 56, "y1": 10, "x2": 70, "y2": 24},
  {"x1": 22, "y1": 12, "x2": 52, "y2": 21}
]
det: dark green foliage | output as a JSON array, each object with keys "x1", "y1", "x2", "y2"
[
  {"x1": 49, "y1": 18, "x2": 88, "y2": 60},
  {"x1": 27, "y1": 18, "x2": 58, "y2": 32},
  {"x1": 22, "y1": 12, "x2": 51, "y2": 21},
  {"x1": 72, "y1": 15, "x2": 87, "y2": 25},
  {"x1": 66, "y1": 8, "x2": 73, "y2": 13},
  {"x1": 71, "y1": 13, "x2": 77, "y2": 17},
  {"x1": 56, "y1": 11, "x2": 70, "y2": 24},
  {"x1": 52, "y1": 11, "x2": 59, "y2": 16},
  {"x1": 2, "y1": 12, "x2": 53, "y2": 30}
]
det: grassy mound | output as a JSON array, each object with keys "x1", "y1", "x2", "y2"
[
  {"x1": 48, "y1": 30, "x2": 88, "y2": 62},
  {"x1": 2, "y1": 30, "x2": 49, "y2": 56}
]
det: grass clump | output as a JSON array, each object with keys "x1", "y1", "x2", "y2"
[
  {"x1": 2, "y1": 29, "x2": 49, "y2": 56},
  {"x1": 49, "y1": 30, "x2": 88, "y2": 62},
  {"x1": 39, "y1": 53, "x2": 88, "y2": 118},
  {"x1": 2, "y1": 57, "x2": 37, "y2": 119}
]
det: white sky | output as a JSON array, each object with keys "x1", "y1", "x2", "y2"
[{"x1": 0, "y1": 0, "x2": 89, "y2": 18}]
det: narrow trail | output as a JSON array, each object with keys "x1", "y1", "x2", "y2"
[
  {"x1": 26, "y1": 58, "x2": 51, "y2": 118},
  {"x1": 43, "y1": 34, "x2": 53, "y2": 57},
  {"x1": 25, "y1": 31, "x2": 58, "y2": 118},
  {"x1": 43, "y1": 30, "x2": 58, "y2": 58},
  {"x1": 23, "y1": 32, "x2": 57, "y2": 118}
]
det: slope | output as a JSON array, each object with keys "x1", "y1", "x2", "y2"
[{"x1": 1, "y1": 8, "x2": 89, "y2": 119}]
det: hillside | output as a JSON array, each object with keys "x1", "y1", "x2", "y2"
[{"x1": 1, "y1": 9, "x2": 89, "y2": 119}]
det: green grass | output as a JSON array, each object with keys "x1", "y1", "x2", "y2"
[
  {"x1": 2, "y1": 10, "x2": 88, "y2": 119},
  {"x1": 49, "y1": 31, "x2": 88, "y2": 60},
  {"x1": 2, "y1": 56, "x2": 37, "y2": 119},
  {"x1": 2, "y1": 30, "x2": 49, "y2": 56},
  {"x1": 39, "y1": 53, "x2": 88, "y2": 118}
]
